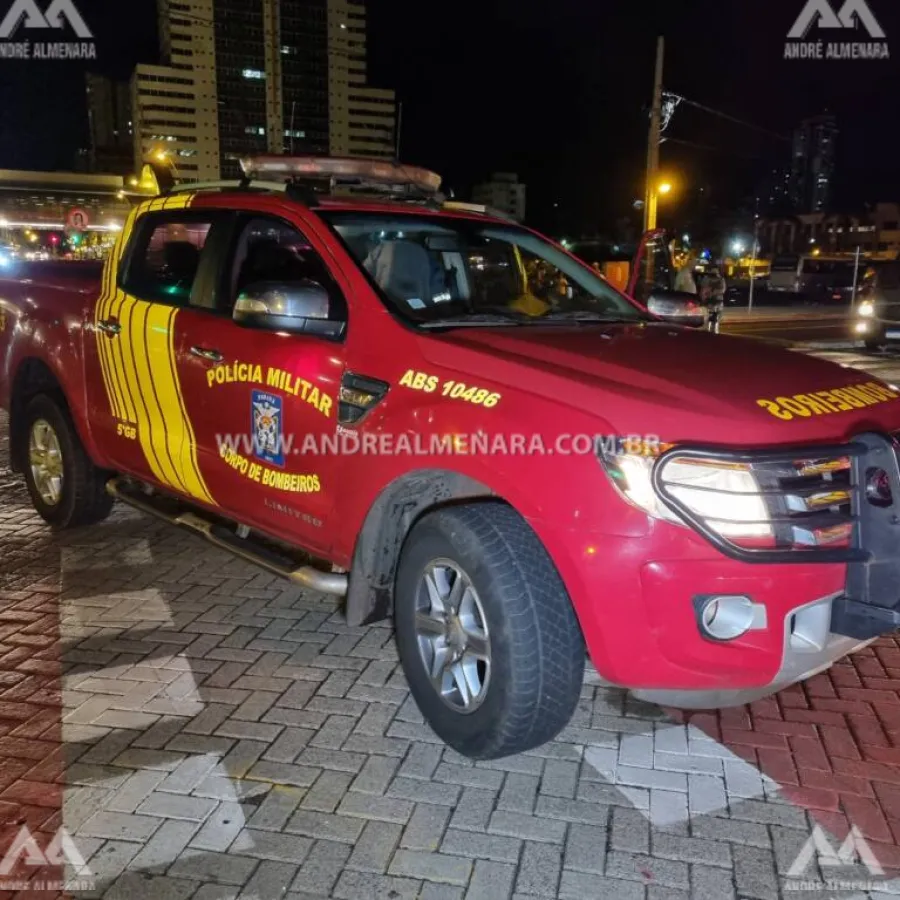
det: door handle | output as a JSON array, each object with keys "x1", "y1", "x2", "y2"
[
  {"x1": 98, "y1": 319, "x2": 121, "y2": 336},
  {"x1": 190, "y1": 346, "x2": 224, "y2": 363}
]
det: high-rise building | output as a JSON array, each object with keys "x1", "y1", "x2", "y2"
[
  {"x1": 788, "y1": 114, "x2": 838, "y2": 214},
  {"x1": 85, "y1": 74, "x2": 134, "y2": 174},
  {"x1": 132, "y1": 0, "x2": 396, "y2": 182},
  {"x1": 472, "y1": 173, "x2": 527, "y2": 222}
]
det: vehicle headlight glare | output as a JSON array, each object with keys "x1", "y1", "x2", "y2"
[
  {"x1": 600, "y1": 442, "x2": 771, "y2": 540},
  {"x1": 858, "y1": 301, "x2": 875, "y2": 318}
]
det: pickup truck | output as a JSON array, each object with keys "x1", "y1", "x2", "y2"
[{"x1": 3, "y1": 155, "x2": 900, "y2": 760}]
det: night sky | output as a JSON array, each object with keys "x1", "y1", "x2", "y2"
[{"x1": 0, "y1": 0, "x2": 898, "y2": 235}]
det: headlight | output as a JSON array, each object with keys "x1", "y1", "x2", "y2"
[
  {"x1": 858, "y1": 300, "x2": 875, "y2": 318},
  {"x1": 600, "y1": 439, "x2": 771, "y2": 540}
]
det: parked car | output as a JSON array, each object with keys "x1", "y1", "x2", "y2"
[{"x1": 3, "y1": 156, "x2": 900, "y2": 759}]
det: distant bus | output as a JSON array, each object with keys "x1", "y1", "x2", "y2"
[{"x1": 768, "y1": 254, "x2": 860, "y2": 301}]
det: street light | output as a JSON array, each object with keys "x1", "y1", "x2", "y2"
[
  {"x1": 658, "y1": 182, "x2": 673, "y2": 196},
  {"x1": 731, "y1": 240, "x2": 746, "y2": 256}
]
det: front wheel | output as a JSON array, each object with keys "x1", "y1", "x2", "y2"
[
  {"x1": 394, "y1": 503, "x2": 584, "y2": 759},
  {"x1": 20, "y1": 394, "x2": 113, "y2": 529}
]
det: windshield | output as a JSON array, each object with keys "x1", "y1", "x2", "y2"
[{"x1": 320, "y1": 211, "x2": 648, "y2": 327}]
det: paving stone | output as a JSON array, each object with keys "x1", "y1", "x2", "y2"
[
  {"x1": 389, "y1": 776, "x2": 461, "y2": 807},
  {"x1": 85, "y1": 839, "x2": 142, "y2": 883},
  {"x1": 605, "y1": 850, "x2": 690, "y2": 889},
  {"x1": 136, "y1": 791, "x2": 217, "y2": 822},
  {"x1": 249, "y1": 787, "x2": 304, "y2": 832},
  {"x1": 351, "y1": 754, "x2": 401, "y2": 795},
  {"x1": 449, "y1": 787, "x2": 498, "y2": 832},
  {"x1": 466, "y1": 859, "x2": 516, "y2": 900},
  {"x1": 691, "y1": 863, "x2": 738, "y2": 900},
  {"x1": 534, "y1": 795, "x2": 609, "y2": 826},
  {"x1": 488, "y1": 810, "x2": 567, "y2": 844},
  {"x1": 420, "y1": 883, "x2": 465, "y2": 900},
  {"x1": 497, "y1": 774, "x2": 539, "y2": 814},
  {"x1": 104, "y1": 873, "x2": 199, "y2": 900},
  {"x1": 190, "y1": 800, "x2": 247, "y2": 852},
  {"x1": 732, "y1": 843, "x2": 780, "y2": 900},
  {"x1": 651, "y1": 832, "x2": 733, "y2": 868},
  {"x1": 441, "y1": 828, "x2": 522, "y2": 864},
  {"x1": 284, "y1": 809, "x2": 366, "y2": 844},
  {"x1": 242, "y1": 859, "x2": 298, "y2": 899},
  {"x1": 514, "y1": 840, "x2": 562, "y2": 896},
  {"x1": 301, "y1": 771, "x2": 354, "y2": 813},
  {"x1": 435, "y1": 763, "x2": 505, "y2": 790},
  {"x1": 399, "y1": 802, "x2": 452, "y2": 851},
  {"x1": 104, "y1": 769, "x2": 167, "y2": 814},
  {"x1": 389, "y1": 849, "x2": 473, "y2": 886},
  {"x1": 333, "y1": 869, "x2": 422, "y2": 900},
  {"x1": 610, "y1": 806, "x2": 650, "y2": 854},
  {"x1": 231, "y1": 827, "x2": 314, "y2": 864},
  {"x1": 559, "y1": 870, "x2": 646, "y2": 899},
  {"x1": 690, "y1": 816, "x2": 772, "y2": 849},
  {"x1": 346, "y1": 821, "x2": 403, "y2": 873},
  {"x1": 168, "y1": 850, "x2": 259, "y2": 885},
  {"x1": 398, "y1": 744, "x2": 444, "y2": 781},
  {"x1": 539, "y1": 760, "x2": 579, "y2": 799},
  {"x1": 78, "y1": 810, "x2": 163, "y2": 843},
  {"x1": 337, "y1": 790, "x2": 414, "y2": 824},
  {"x1": 291, "y1": 839, "x2": 352, "y2": 895},
  {"x1": 563, "y1": 822, "x2": 607, "y2": 874}
]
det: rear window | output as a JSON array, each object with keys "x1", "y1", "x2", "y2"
[{"x1": 123, "y1": 214, "x2": 214, "y2": 304}]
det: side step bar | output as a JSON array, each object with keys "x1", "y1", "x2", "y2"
[{"x1": 107, "y1": 478, "x2": 348, "y2": 597}]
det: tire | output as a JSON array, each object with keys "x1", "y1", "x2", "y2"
[
  {"x1": 865, "y1": 338, "x2": 886, "y2": 352},
  {"x1": 20, "y1": 394, "x2": 113, "y2": 529},
  {"x1": 394, "y1": 503, "x2": 584, "y2": 759}
]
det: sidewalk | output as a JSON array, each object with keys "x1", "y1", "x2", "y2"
[{"x1": 721, "y1": 307, "x2": 851, "y2": 322}]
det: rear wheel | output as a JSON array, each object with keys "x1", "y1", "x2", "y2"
[
  {"x1": 394, "y1": 503, "x2": 584, "y2": 759},
  {"x1": 20, "y1": 394, "x2": 113, "y2": 528}
]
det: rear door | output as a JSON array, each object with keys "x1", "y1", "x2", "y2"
[{"x1": 95, "y1": 205, "x2": 225, "y2": 505}]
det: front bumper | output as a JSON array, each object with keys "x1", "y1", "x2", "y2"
[
  {"x1": 632, "y1": 592, "x2": 875, "y2": 708},
  {"x1": 544, "y1": 431, "x2": 900, "y2": 697}
]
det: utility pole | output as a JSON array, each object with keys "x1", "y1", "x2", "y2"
[
  {"x1": 395, "y1": 102, "x2": 403, "y2": 160},
  {"x1": 644, "y1": 36, "x2": 665, "y2": 232}
]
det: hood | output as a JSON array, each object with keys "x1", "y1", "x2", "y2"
[{"x1": 419, "y1": 323, "x2": 900, "y2": 445}]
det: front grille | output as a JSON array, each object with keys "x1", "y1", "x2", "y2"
[
  {"x1": 753, "y1": 456, "x2": 854, "y2": 550},
  {"x1": 652, "y1": 441, "x2": 870, "y2": 564}
]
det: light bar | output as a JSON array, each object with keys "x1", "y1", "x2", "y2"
[{"x1": 239, "y1": 155, "x2": 442, "y2": 194}]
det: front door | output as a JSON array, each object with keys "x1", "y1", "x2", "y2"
[{"x1": 174, "y1": 213, "x2": 347, "y2": 553}]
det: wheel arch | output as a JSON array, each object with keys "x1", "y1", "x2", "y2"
[
  {"x1": 345, "y1": 469, "x2": 503, "y2": 626},
  {"x1": 8, "y1": 357, "x2": 70, "y2": 473}
]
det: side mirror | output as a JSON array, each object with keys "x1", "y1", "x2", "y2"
[
  {"x1": 233, "y1": 280, "x2": 344, "y2": 339},
  {"x1": 646, "y1": 290, "x2": 709, "y2": 328}
]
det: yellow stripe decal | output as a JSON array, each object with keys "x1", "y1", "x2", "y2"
[{"x1": 92, "y1": 193, "x2": 214, "y2": 504}]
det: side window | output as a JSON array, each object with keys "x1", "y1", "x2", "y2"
[
  {"x1": 229, "y1": 217, "x2": 345, "y2": 319},
  {"x1": 124, "y1": 215, "x2": 213, "y2": 305}
]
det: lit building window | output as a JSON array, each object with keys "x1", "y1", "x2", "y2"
[
  {"x1": 244, "y1": 126, "x2": 266, "y2": 136},
  {"x1": 242, "y1": 69, "x2": 265, "y2": 80},
  {"x1": 284, "y1": 129, "x2": 306, "y2": 139}
]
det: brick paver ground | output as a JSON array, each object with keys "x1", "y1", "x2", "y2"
[{"x1": 3, "y1": 409, "x2": 900, "y2": 899}]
